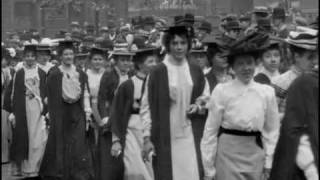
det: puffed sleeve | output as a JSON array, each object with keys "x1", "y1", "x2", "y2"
[
  {"x1": 261, "y1": 86, "x2": 280, "y2": 169},
  {"x1": 201, "y1": 84, "x2": 224, "y2": 178}
]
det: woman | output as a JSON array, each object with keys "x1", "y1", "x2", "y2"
[
  {"x1": 96, "y1": 48, "x2": 135, "y2": 180},
  {"x1": 4, "y1": 44, "x2": 48, "y2": 179},
  {"x1": 86, "y1": 47, "x2": 107, "y2": 144},
  {"x1": 254, "y1": 37, "x2": 281, "y2": 85},
  {"x1": 110, "y1": 48, "x2": 158, "y2": 180},
  {"x1": 142, "y1": 25, "x2": 210, "y2": 180},
  {"x1": 39, "y1": 40, "x2": 94, "y2": 180},
  {"x1": 36, "y1": 44, "x2": 54, "y2": 74},
  {"x1": 2, "y1": 47, "x2": 12, "y2": 164},
  {"x1": 188, "y1": 47, "x2": 211, "y2": 74},
  {"x1": 201, "y1": 32, "x2": 280, "y2": 180},
  {"x1": 203, "y1": 37, "x2": 233, "y2": 92}
]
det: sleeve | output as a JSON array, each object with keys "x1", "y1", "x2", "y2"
[
  {"x1": 97, "y1": 72, "x2": 111, "y2": 119},
  {"x1": 296, "y1": 135, "x2": 319, "y2": 180},
  {"x1": 140, "y1": 76, "x2": 152, "y2": 138},
  {"x1": 2, "y1": 78, "x2": 14, "y2": 113},
  {"x1": 83, "y1": 85, "x2": 92, "y2": 116},
  {"x1": 200, "y1": 84, "x2": 224, "y2": 178},
  {"x1": 262, "y1": 87, "x2": 280, "y2": 169}
]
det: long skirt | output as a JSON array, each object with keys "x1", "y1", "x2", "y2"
[
  {"x1": 2, "y1": 109, "x2": 11, "y2": 163},
  {"x1": 215, "y1": 134, "x2": 264, "y2": 180},
  {"x1": 171, "y1": 124, "x2": 199, "y2": 180},
  {"x1": 123, "y1": 115, "x2": 154, "y2": 180},
  {"x1": 12, "y1": 97, "x2": 48, "y2": 177},
  {"x1": 96, "y1": 131, "x2": 124, "y2": 180}
]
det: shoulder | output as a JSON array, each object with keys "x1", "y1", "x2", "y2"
[
  {"x1": 47, "y1": 66, "x2": 61, "y2": 76},
  {"x1": 37, "y1": 67, "x2": 46, "y2": 76},
  {"x1": 253, "y1": 81, "x2": 276, "y2": 98}
]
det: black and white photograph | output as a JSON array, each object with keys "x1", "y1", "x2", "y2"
[{"x1": 1, "y1": 0, "x2": 318, "y2": 180}]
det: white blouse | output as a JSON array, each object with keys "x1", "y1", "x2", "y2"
[
  {"x1": 201, "y1": 78, "x2": 280, "y2": 178},
  {"x1": 86, "y1": 68, "x2": 105, "y2": 103}
]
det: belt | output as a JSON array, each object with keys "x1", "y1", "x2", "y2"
[{"x1": 218, "y1": 127, "x2": 263, "y2": 148}]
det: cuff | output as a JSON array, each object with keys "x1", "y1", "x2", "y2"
[
  {"x1": 100, "y1": 117, "x2": 109, "y2": 126},
  {"x1": 112, "y1": 133, "x2": 120, "y2": 143},
  {"x1": 264, "y1": 156, "x2": 273, "y2": 169}
]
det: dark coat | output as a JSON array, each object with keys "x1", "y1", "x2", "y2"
[
  {"x1": 96, "y1": 67, "x2": 124, "y2": 180},
  {"x1": 270, "y1": 71, "x2": 318, "y2": 180},
  {"x1": 39, "y1": 66, "x2": 94, "y2": 180},
  {"x1": 4, "y1": 67, "x2": 47, "y2": 165},
  {"x1": 148, "y1": 62, "x2": 206, "y2": 180}
]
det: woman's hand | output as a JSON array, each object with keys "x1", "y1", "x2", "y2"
[
  {"x1": 187, "y1": 104, "x2": 199, "y2": 114},
  {"x1": 111, "y1": 141, "x2": 122, "y2": 158},
  {"x1": 262, "y1": 168, "x2": 271, "y2": 180},
  {"x1": 142, "y1": 137, "x2": 155, "y2": 162},
  {"x1": 8, "y1": 113, "x2": 16, "y2": 128},
  {"x1": 85, "y1": 114, "x2": 92, "y2": 131}
]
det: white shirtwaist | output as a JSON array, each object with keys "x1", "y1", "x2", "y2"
[{"x1": 201, "y1": 78, "x2": 280, "y2": 180}]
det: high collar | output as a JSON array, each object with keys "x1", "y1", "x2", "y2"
[{"x1": 233, "y1": 77, "x2": 255, "y2": 88}]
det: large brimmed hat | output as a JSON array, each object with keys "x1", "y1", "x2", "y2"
[
  {"x1": 23, "y1": 44, "x2": 37, "y2": 53},
  {"x1": 252, "y1": 6, "x2": 269, "y2": 17},
  {"x1": 37, "y1": 44, "x2": 51, "y2": 54},
  {"x1": 285, "y1": 27, "x2": 318, "y2": 50},
  {"x1": 89, "y1": 47, "x2": 108, "y2": 58},
  {"x1": 198, "y1": 21, "x2": 212, "y2": 33},
  {"x1": 132, "y1": 47, "x2": 160, "y2": 63},
  {"x1": 256, "y1": 18, "x2": 272, "y2": 31},
  {"x1": 225, "y1": 21, "x2": 242, "y2": 31},
  {"x1": 109, "y1": 43, "x2": 135, "y2": 59},
  {"x1": 226, "y1": 32, "x2": 269, "y2": 64}
]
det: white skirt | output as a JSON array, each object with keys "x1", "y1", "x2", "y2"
[
  {"x1": 124, "y1": 115, "x2": 154, "y2": 180},
  {"x1": 216, "y1": 134, "x2": 264, "y2": 180}
]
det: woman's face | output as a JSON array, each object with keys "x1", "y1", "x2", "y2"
[
  {"x1": 169, "y1": 35, "x2": 188, "y2": 61},
  {"x1": 61, "y1": 49, "x2": 74, "y2": 66},
  {"x1": 262, "y1": 49, "x2": 281, "y2": 73},
  {"x1": 24, "y1": 51, "x2": 36, "y2": 67},
  {"x1": 91, "y1": 54, "x2": 105, "y2": 70},
  {"x1": 232, "y1": 54, "x2": 256, "y2": 84},
  {"x1": 2, "y1": 57, "x2": 8, "y2": 68},
  {"x1": 212, "y1": 52, "x2": 228, "y2": 69},
  {"x1": 37, "y1": 51, "x2": 51, "y2": 65},
  {"x1": 190, "y1": 52, "x2": 208, "y2": 69},
  {"x1": 116, "y1": 56, "x2": 132, "y2": 73},
  {"x1": 140, "y1": 55, "x2": 157, "y2": 74},
  {"x1": 295, "y1": 50, "x2": 318, "y2": 72}
]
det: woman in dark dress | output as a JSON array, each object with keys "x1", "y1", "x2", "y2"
[
  {"x1": 39, "y1": 40, "x2": 94, "y2": 180},
  {"x1": 96, "y1": 48, "x2": 135, "y2": 180},
  {"x1": 142, "y1": 25, "x2": 210, "y2": 180}
]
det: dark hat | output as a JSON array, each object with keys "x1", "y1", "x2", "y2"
[
  {"x1": 239, "y1": 15, "x2": 251, "y2": 22},
  {"x1": 190, "y1": 46, "x2": 207, "y2": 54},
  {"x1": 257, "y1": 18, "x2": 272, "y2": 31},
  {"x1": 221, "y1": 14, "x2": 238, "y2": 22},
  {"x1": 96, "y1": 39, "x2": 114, "y2": 50},
  {"x1": 70, "y1": 21, "x2": 80, "y2": 27},
  {"x1": 37, "y1": 44, "x2": 51, "y2": 53},
  {"x1": 174, "y1": 15, "x2": 185, "y2": 25},
  {"x1": 164, "y1": 25, "x2": 193, "y2": 36},
  {"x1": 227, "y1": 32, "x2": 269, "y2": 64},
  {"x1": 58, "y1": 40, "x2": 75, "y2": 53},
  {"x1": 253, "y1": 6, "x2": 269, "y2": 17},
  {"x1": 75, "y1": 52, "x2": 89, "y2": 59},
  {"x1": 83, "y1": 36, "x2": 95, "y2": 43},
  {"x1": 198, "y1": 21, "x2": 212, "y2": 33},
  {"x1": 89, "y1": 47, "x2": 108, "y2": 57},
  {"x1": 184, "y1": 13, "x2": 195, "y2": 24},
  {"x1": 272, "y1": 7, "x2": 286, "y2": 19},
  {"x1": 225, "y1": 21, "x2": 242, "y2": 31},
  {"x1": 144, "y1": 16, "x2": 155, "y2": 26},
  {"x1": 133, "y1": 48, "x2": 159, "y2": 63},
  {"x1": 23, "y1": 44, "x2": 37, "y2": 53}
]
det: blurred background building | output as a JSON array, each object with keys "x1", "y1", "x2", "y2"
[{"x1": 2, "y1": 0, "x2": 318, "y2": 38}]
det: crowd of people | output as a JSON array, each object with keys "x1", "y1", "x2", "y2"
[{"x1": 1, "y1": 5, "x2": 319, "y2": 180}]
